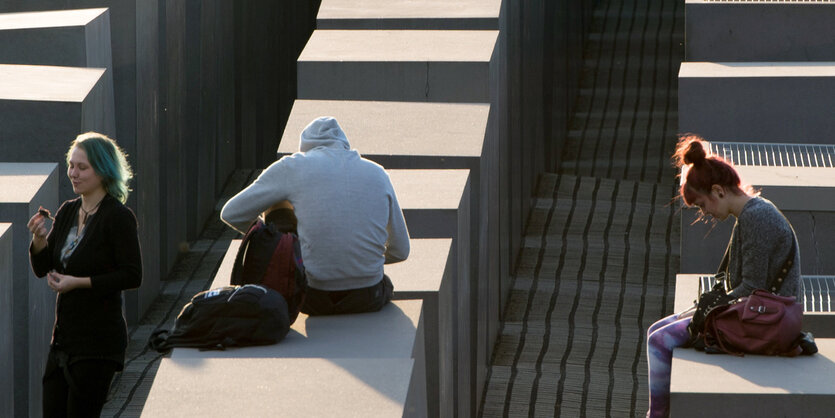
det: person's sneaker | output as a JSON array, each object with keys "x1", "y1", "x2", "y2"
[{"x1": 798, "y1": 332, "x2": 818, "y2": 355}]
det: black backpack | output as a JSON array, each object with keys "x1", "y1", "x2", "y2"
[
  {"x1": 149, "y1": 284, "x2": 290, "y2": 352},
  {"x1": 231, "y1": 217, "x2": 307, "y2": 324}
]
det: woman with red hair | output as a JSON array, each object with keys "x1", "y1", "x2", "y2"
[{"x1": 645, "y1": 134, "x2": 801, "y2": 417}]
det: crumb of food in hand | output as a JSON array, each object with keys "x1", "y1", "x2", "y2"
[{"x1": 38, "y1": 206, "x2": 53, "y2": 220}]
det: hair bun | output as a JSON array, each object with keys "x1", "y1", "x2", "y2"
[
  {"x1": 683, "y1": 140, "x2": 706, "y2": 165},
  {"x1": 674, "y1": 134, "x2": 708, "y2": 168}
]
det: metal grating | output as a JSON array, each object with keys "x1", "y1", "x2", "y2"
[
  {"x1": 698, "y1": 275, "x2": 834, "y2": 312},
  {"x1": 709, "y1": 142, "x2": 835, "y2": 168}
]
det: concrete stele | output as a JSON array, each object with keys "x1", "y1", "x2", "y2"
[
  {"x1": 387, "y1": 238, "x2": 454, "y2": 418},
  {"x1": 0, "y1": 8, "x2": 112, "y2": 69},
  {"x1": 670, "y1": 339, "x2": 835, "y2": 416},
  {"x1": 387, "y1": 168, "x2": 470, "y2": 239},
  {"x1": 297, "y1": 30, "x2": 498, "y2": 103},
  {"x1": 685, "y1": 0, "x2": 835, "y2": 62},
  {"x1": 0, "y1": 163, "x2": 58, "y2": 418},
  {"x1": 0, "y1": 64, "x2": 113, "y2": 202},
  {"x1": 278, "y1": 102, "x2": 488, "y2": 418},
  {"x1": 210, "y1": 237, "x2": 451, "y2": 416},
  {"x1": 278, "y1": 100, "x2": 488, "y2": 167},
  {"x1": 171, "y1": 299, "x2": 422, "y2": 360},
  {"x1": 0, "y1": 64, "x2": 105, "y2": 102},
  {"x1": 316, "y1": 0, "x2": 501, "y2": 30},
  {"x1": 678, "y1": 62, "x2": 835, "y2": 143},
  {"x1": 387, "y1": 168, "x2": 473, "y2": 416},
  {"x1": 0, "y1": 223, "x2": 12, "y2": 417},
  {"x1": 386, "y1": 238, "x2": 452, "y2": 298},
  {"x1": 144, "y1": 357, "x2": 415, "y2": 418}
]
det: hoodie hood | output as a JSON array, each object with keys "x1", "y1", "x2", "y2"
[{"x1": 299, "y1": 117, "x2": 351, "y2": 152}]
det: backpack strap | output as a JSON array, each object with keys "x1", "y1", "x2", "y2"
[
  {"x1": 262, "y1": 233, "x2": 296, "y2": 295},
  {"x1": 149, "y1": 328, "x2": 229, "y2": 352},
  {"x1": 230, "y1": 220, "x2": 263, "y2": 285}
]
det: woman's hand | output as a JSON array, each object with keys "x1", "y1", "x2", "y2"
[
  {"x1": 47, "y1": 272, "x2": 91, "y2": 294},
  {"x1": 27, "y1": 211, "x2": 50, "y2": 254}
]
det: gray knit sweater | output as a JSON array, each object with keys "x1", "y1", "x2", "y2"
[
  {"x1": 221, "y1": 117, "x2": 410, "y2": 291},
  {"x1": 722, "y1": 197, "x2": 801, "y2": 299}
]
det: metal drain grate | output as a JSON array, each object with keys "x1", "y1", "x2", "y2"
[
  {"x1": 699, "y1": 275, "x2": 833, "y2": 312},
  {"x1": 708, "y1": 142, "x2": 835, "y2": 168}
]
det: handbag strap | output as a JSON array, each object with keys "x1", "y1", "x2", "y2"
[
  {"x1": 721, "y1": 216, "x2": 797, "y2": 294},
  {"x1": 767, "y1": 234, "x2": 797, "y2": 294}
]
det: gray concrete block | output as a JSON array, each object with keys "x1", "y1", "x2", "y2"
[
  {"x1": 165, "y1": 298, "x2": 426, "y2": 417},
  {"x1": 0, "y1": 223, "x2": 12, "y2": 416},
  {"x1": 0, "y1": 64, "x2": 114, "y2": 201},
  {"x1": 297, "y1": 30, "x2": 499, "y2": 103},
  {"x1": 234, "y1": 0, "x2": 319, "y2": 169},
  {"x1": 388, "y1": 169, "x2": 471, "y2": 239},
  {"x1": 0, "y1": 163, "x2": 59, "y2": 418},
  {"x1": 279, "y1": 103, "x2": 494, "y2": 414},
  {"x1": 168, "y1": 298, "x2": 426, "y2": 415},
  {"x1": 680, "y1": 166, "x2": 835, "y2": 275},
  {"x1": 278, "y1": 100, "x2": 488, "y2": 168},
  {"x1": 215, "y1": 169, "x2": 471, "y2": 414},
  {"x1": 678, "y1": 63, "x2": 835, "y2": 143},
  {"x1": 670, "y1": 339, "x2": 835, "y2": 416},
  {"x1": 277, "y1": 100, "x2": 498, "y2": 415},
  {"x1": 388, "y1": 238, "x2": 454, "y2": 418},
  {"x1": 0, "y1": 8, "x2": 116, "y2": 140},
  {"x1": 213, "y1": 238, "x2": 451, "y2": 416},
  {"x1": 674, "y1": 274, "x2": 835, "y2": 338},
  {"x1": 172, "y1": 299, "x2": 422, "y2": 360},
  {"x1": 387, "y1": 169, "x2": 474, "y2": 415},
  {"x1": 674, "y1": 274, "x2": 702, "y2": 314},
  {"x1": 316, "y1": 0, "x2": 501, "y2": 30},
  {"x1": 0, "y1": 8, "x2": 111, "y2": 67},
  {"x1": 145, "y1": 358, "x2": 419, "y2": 417},
  {"x1": 279, "y1": 105, "x2": 489, "y2": 393},
  {"x1": 130, "y1": 0, "x2": 162, "y2": 328},
  {"x1": 685, "y1": 0, "x2": 835, "y2": 62},
  {"x1": 207, "y1": 239, "x2": 239, "y2": 289}
]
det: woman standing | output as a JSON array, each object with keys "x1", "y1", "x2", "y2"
[
  {"x1": 28, "y1": 132, "x2": 142, "y2": 417},
  {"x1": 646, "y1": 134, "x2": 801, "y2": 417}
]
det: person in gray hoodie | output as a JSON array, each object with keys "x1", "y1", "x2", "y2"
[{"x1": 220, "y1": 116, "x2": 410, "y2": 315}]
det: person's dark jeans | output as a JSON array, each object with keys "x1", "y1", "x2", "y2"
[
  {"x1": 301, "y1": 275, "x2": 393, "y2": 316},
  {"x1": 42, "y1": 349, "x2": 118, "y2": 418}
]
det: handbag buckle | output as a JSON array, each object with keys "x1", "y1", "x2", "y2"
[{"x1": 756, "y1": 305, "x2": 767, "y2": 313}]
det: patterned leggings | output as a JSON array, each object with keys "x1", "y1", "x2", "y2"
[{"x1": 646, "y1": 312, "x2": 692, "y2": 418}]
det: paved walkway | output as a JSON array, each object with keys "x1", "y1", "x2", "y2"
[{"x1": 480, "y1": 0, "x2": 683, "y2": 416}]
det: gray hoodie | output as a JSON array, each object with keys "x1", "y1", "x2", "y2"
[{"x1": 221, "y1": 117, "x2": 410, "y2": 291}]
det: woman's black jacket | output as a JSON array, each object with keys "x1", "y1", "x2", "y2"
[{"x1": 29, "y1": 194, "x2": 142, "y2": 362}]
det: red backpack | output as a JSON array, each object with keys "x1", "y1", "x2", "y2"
[{"x1": 231, "y1": 219, "x2": 306, "y2": 324}]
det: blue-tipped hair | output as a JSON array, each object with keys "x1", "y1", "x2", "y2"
[{"x1": 67, "y1": 132, "x2": 133, "y2": 203}]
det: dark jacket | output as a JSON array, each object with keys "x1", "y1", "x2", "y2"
[{"x1": 30, "y1": 194, "x2": 142, "y2": 361}]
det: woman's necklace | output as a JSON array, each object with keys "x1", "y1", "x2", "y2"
[
  {"x1": 78, "y1": 198, "x2": 103, "y2": 234},
  {"x1": 63, "y1": 198, "x2": 103, "y2": 261}
]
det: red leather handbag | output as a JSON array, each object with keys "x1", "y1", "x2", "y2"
[{"x1": 703, "y1": 289, "x2": 803, "y2": 356}]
